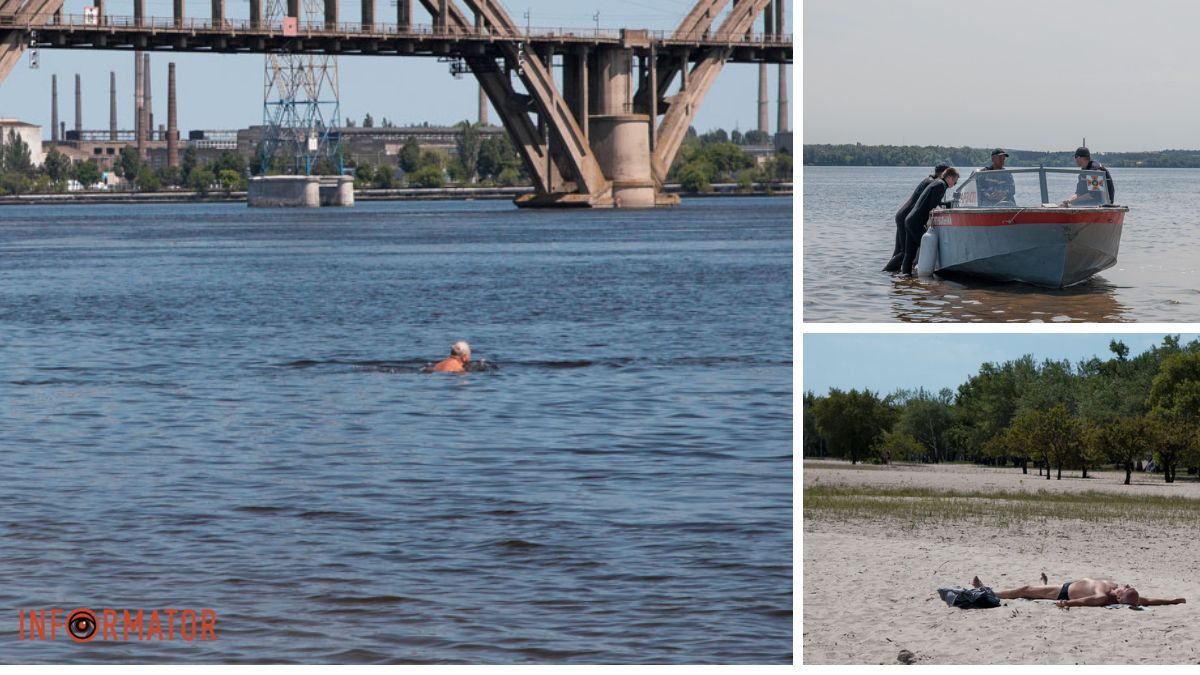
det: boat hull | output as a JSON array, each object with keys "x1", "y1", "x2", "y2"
[{"x1": 929, "y1": 208, "x2": 1126, "y2": 288}]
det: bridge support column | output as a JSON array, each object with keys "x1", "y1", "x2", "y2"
[
  {"x1": 324, "y1": 0, "x2": 336, "y2": 29},
  {"x1": 173, "y1": 0, "x2": 184, "y2": 28},
  {"x1": 211, "y1": 0, "x2": 223, "y2": 25},
  {"x1": 361, "y1": 0, "x2": 373, "y2": 30},
  {"x1": 249, "y1": 0, "x2": 261, "y2": 28},
  {"x1": 396, "y1": 0, "x2": 410, "y2": 31},
  {"x1": 589, "y1": 47, "x2": 655, "y2": 208},
  {"x1": 134, "y1": 0, "x2": 143, "y2": 26}
]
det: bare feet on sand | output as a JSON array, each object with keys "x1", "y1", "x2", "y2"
[
  {"x1": 1040, "y1": 572, "x2": 1048, "y2": 585},
  {"x1": 971, "y1": 576, "x2": 983, "y2": 588}
]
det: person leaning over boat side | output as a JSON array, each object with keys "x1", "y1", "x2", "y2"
[
  {"x1": 977, "y1": 148, "x2": 1016, "y2": 206},
  {"x1": 900, "y1": 167, "x2": 959, "y2": 276},
  {"x1": 883, "y1": 162, "x2": 950, "y2": 272},
  {"x1": 1061, "y1": 146, "x2": 1115, "y2": 206}
]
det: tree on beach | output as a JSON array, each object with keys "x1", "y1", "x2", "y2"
[
  {"x1": 893, "y1": 387, "x2": 955, "y2": 463},
  {"x1": 872, "y1": 430, "x2": 925, "y2": 464},
  {"x1": 1147, "y1": 351, "x2": 1200, "y2": 482},
  {"x1": 803, "y1": 391, "x2": 827, "y2": 458},
  {"x1": 812, "y1": 388, "x2": 894, "y2": 465},
  {"x1": 1004, "y1": 405, "x2": 1083, "y2": 480},
  {"x1": 1090, "y1": 417, "x2": 1150, "y2": 486}
]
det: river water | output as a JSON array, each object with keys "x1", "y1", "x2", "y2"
[
  {"x1": 803, "y1": 166, "x2": 1200, "y2": 322},
  {"x1": 0, "y1": 197, "x2": 793, "y2": 664}
]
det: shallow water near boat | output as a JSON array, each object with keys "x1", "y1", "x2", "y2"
[
  {"x1": 0, "y1": 197, "x2": 793, "y2": 664},
  {"x1": 804, "y1": 166, "x2": 1200, "y2": 322}
]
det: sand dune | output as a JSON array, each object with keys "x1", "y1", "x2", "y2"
[{"x1": 802, "y1": 461, "x2": 1200, "y2": 665}]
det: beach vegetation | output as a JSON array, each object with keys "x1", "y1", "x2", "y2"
[{"x1": 805, "y1": 336, "x2": 1200, "y2": 483}]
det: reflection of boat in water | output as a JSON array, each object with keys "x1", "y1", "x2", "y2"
[
  {"x1": 919, "y1": 167, "x2": 1128, "y2": 288},
  {"x1": 889, "y1": 274, "x2": 1129, "y2": 323}
]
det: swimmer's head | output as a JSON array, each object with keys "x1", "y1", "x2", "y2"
[{"x1": 451, "y1": 340, "x2": 471, "y2": 362}]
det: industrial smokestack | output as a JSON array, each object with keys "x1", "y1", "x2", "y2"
[
  {"x1": 135, "y1": 51, "x2": 145, "y2": 158},
  {"x1": 74, "y1": 73, "x2": 82, "y2": 136},
  {"x1": 144, "y1": 53, "x2": 153, "y2": 141},
  {"x1": 167, "y1": 62, "x2": 179, "y2": 168},
  {"x1": 760, "y1": 1, "x2": 773, "y2": 135},
  {"x1": 775, "y1": 0, "x2": 789, "y2": 135},
  {"x1": 51, "y1": 74, "x2": 58, "y2": 143},
  {"x1": 110, "y1": 71, "x2": 117, "y2": 141}
]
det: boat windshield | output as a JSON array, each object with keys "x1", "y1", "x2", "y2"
[{"x1": 951, "y1": 167, "x2": 1114, "y2": 207}]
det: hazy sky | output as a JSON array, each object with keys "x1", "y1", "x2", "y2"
[
  {"x1": 802, "y1": 333, "x2": 1200, "y2": 396},
  {"x1": 804, "y1": 0, "x2": 1200, "y2": 152},
  {"x1": 0, "y1": 0, "x2": 792, "y2": 137}
]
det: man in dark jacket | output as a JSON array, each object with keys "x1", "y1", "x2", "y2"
[
  {"x1": 884, "y1": 162, "x2": 949, "y2": 272},
  {"x1": 1062, "y1": 146, "x2": 1115, "y2": 205},
  {"x1": 900, "y1": 167, "x2": 959, "y2": 276},
  {"x1": 977, "y1": 148, "x2": 1016, "y2": 206}
]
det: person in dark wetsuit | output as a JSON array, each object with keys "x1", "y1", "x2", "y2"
[
  {"x1": 899, "y1": 167, "x2": 959, "y2": 276},
  {"x1": 977, "y1": 148, "x2": 1016, "y2": 206},
  {"x1": 883, "y1": 162, "x2": 949, "y2": 272},
  {"x1": 1062, "y1": 146, "x2": 1115, "y2": 206},
  {"x1": 969, "y1": 574, "x2": 1185, "y2": 609}
]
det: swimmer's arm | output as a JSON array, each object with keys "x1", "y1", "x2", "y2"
[
  {"x1": 1056, "y1": 594, "x2": 1108, "y2": 608},
  {"x1": 1139, "y1": 597, "x2": 1186, "y2": 606}
]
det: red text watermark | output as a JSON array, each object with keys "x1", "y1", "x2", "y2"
[{"x1": 18, "y1": 608, "x2": 217, "y2": 642}]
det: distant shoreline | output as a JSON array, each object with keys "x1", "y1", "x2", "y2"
[{"x1": 0, "y1": 183, "x2": 793, "y2": 206}]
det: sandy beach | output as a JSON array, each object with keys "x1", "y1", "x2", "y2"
[{"x1": 802, "y1": 461, "x2": 1200, "y2": 665}]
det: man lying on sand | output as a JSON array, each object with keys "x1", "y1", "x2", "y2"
[{"x1": 971, "y1": 574, "x2": 1186, "y2": 609}]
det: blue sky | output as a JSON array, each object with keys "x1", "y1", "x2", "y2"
[
  {"x1": 802, "y1": 334, "x2": 1200, "y2": 397},
  {"x1": 804, "y1": 0, "x2": 1200, "y2": 152},
  {"x1": 0, "y1": 0, "x2": 792, "y2": 136}
]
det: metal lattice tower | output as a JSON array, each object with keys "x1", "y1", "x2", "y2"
[{"x1": 260, "y1": 0, "x2": 342, "y2": 175}]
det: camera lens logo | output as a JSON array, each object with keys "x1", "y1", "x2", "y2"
[{"x1": 66, "y1": 608, "x2": 97, "y2": 643}]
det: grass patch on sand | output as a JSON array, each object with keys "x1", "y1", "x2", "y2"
[{"x1": 804, "y1": 485, "x2": 1200, "y2": 529}]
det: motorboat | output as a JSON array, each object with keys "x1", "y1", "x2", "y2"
[{"x1": 918, "y1": 166, "x2": 1128, "y2": 288}]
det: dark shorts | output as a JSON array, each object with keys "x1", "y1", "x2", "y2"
[{"x1": 1058, "y1": 582, "x2": 1072, "y2": 601}]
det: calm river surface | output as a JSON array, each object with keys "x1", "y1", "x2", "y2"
[
  {"x1": 0, "y1": 197, "x2": 793, "y2": 664},
  {"x1": 804, "y1": 166, "x2": 1200, "y2": 322}
]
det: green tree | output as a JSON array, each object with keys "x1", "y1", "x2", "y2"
[
  {"x1": 872, "y1": 429, "x2": 925, "y2": 465},
  {"x1": 1147, "y1": 351, "x2": 1200, "y2": 482},
  {"x1": 354, "y1": 162, "x2": 375, "y2": 188},
  {"x1": 1090, "y1": 417, "x2": 1149, "y2": 485},
  {"x1": 189, "y1": 167, "x2": 215, "y2": 195},
  {"x1": 118, "y1": 145, "x2": 141, "y2": 180},
  {"x1": 135, "y1": 167, "x2": 161, "y2": 191},
  {"x1": 399, "y1": 138, "x2": 421, "y2": 173},
  {"x1": 181, "y1": 145, "x2": 199, "y2": 183},
  {"x1": 812, "y1": 388, "x2": 894, "y2": 465},
  {"x1": 455, "y1": 120, "x2": 482, "y2": 184},
  {"x1": 1007, "y1": 405, "x2": 1084, "y2": 480},
  {"x1": 372, "y1": 164, "x2": 396, "y2": 189},
  {"x1": 72, "y1": 159, "x2": 101, "y2": 188},
  {"x1": 217, "y1": 169, "x2": 243, "y2": 191},
  {"x1": 679, "y1": 161, "x2": 711, "y2": 193},
  {"x1": 896, "y1": 388, "x2": 956, "y2": 463},
  {"x1": 2, "y1": 130, "x2": 33, "y2": 175},
  {"x1": 42, "y1": 149, "x2": 72, "y2": 183},
  {"x1": 803, "y1": 391, "x2": 826, "y2": 458},
  {"x1": 407, "y1": 165, "x2": 444, "y2": 188},
  {"x1": 478, "y1": 135, "x2": 521, "y2": 182},
  {"x1": 496, "y1": 167, "x2": 520, "y2": 186}
]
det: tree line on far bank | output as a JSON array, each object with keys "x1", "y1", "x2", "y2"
[
  {"x1": 803, "y1": 143, "x2": 1200, "y2": 169},
  {"x1": 0, "y1": 123, "x2": 793, "y2": 197},
  {"x1": 804, "y1": 336, "x2": 1200, "y2": 484}
]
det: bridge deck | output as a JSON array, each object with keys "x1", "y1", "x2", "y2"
[{"x1": 1, "y1": 13, "x2": 792, "y2": 63}]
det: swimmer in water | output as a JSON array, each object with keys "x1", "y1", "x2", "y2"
[{"x1": 430, "y1": 340, "x2": 471, "y2": 373}]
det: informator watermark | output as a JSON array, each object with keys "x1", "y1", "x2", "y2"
[{"x1": 18, "y1": 608, "x2": 217, "y2": 643}]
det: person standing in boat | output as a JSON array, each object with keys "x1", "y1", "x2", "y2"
[
  {"x1": 977, "y1": 149, "x2": 1016, "y2": 206},
  {"x1": 1062, "y1": 146, "x2": 1115, "y2": 206},
  {"x1": 883, "y1": 162, "x2": 950, "y2": 272},
  {"x1": 900, "y1": 167, "x2": 960, "y2": 276}
]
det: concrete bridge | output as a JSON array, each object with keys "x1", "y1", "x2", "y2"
[{"x1": 0, "y1": 0, "x2": 792, "y2": 208}]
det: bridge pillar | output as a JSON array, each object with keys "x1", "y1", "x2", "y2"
[
  {"x1": 134, "y1": 0, "x2": 143, "y2": 26},
  {"x1": 287, "y1": 0, "x2": 299, "y2": 21},
  {"x1": 396, "y1": 0, "x2": 410, "y2": 31},
  {"x1": 324, "y1": 0, "x2": 336, "y2": 30},
  {"x1": 173, "y1": 0, "x2": 184, "y2": 28},
  {"x1": 211, "y1": 0, "x2": 223, "y2": 25},
  {"x1": 590, "y1": 47, "x2": 655, "y2": 208},
  {"x1": 361, "y1": 0, "x2": 373, "y2": 30},
  {"x1": 249, "y1": 0, "x2": 261, "y2": 28}
]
